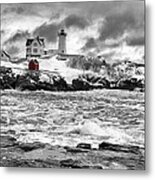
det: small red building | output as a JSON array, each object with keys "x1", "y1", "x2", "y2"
[{"x1": 28, "y1": 59, "x2": 39, "y2": 71}]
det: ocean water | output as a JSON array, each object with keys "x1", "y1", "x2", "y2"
[{"x1": 1, "y1": 89, "x2": 145, "y2": 149}]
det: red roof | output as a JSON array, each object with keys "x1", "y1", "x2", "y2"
[{"x1": 28, "y1": 59, "x2": 39, "y2": 71}]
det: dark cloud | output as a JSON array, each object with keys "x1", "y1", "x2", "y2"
[
  {"x1": 1, "y1": 1, "x2": 144, "y2": 58},
  {"x1": 49, "y1": 13, "x2": 61, "y2": 21},
  {"x1": 81, "y1": 37, "x2": 121, "y2": 53},
  {"x1": 99, "y1": 11, "x2": 136, "y2": 41},
  {"x1": 33, "y1": 14, "x2": 89, "y2": 43},
  {"x1": 64, "y1": 14, "x2": 89, "y2": 29},
  {"x1": 106, "y1": 42, "x2": 121, "y2": 48},
  {"x1": 7, "y1": 45, "x2": 20, "y2": 55},
  {"x1": 126, "y1": 36, "x2": 145, "y2": 46},
  {"x1": 2, "y1": 1, "x2": 144, "y2": 19},
  {"x1": 4, "y1": 30, "x2": 30, "y2": 45},
  {"x1": 3, "y1": 6, "x2": 24, "y2": 15},
  {"x1": 16, "y1": 7, "x2": 24, "y2": 14},
  {"x1": 2, "y1": 4, "x2": 44, "y2": 18},
  {"x1": 82, "y1": 38, "x2": 97, "y2": 51},
  {"x1": 33, "y1": 22, "x2": 60, "y2": 43}
]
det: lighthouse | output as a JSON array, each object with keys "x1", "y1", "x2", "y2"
[{"x1": 58, "y1": 29, "x2": 67, "y2": 54}]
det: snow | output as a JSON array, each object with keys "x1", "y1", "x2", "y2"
[
  {"x1": 38, "y1": 56, "x2": 83, "y2": 83},
  {"x1": 1, "y1": 55, "x2": 83, "y2": 84},
  {"x1": 1, "y1": 55, "x2": 144, "y2": 84}
]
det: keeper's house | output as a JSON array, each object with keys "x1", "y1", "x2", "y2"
[{"x1": 26, "y1": 36, "x2": 45, "y2": 58}]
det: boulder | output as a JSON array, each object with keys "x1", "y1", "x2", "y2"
[
  {"x1": 0, "y1": 78, "x2": 4, "y2": 89},
  {"x1": 18, "y1": 82, "x2": 37, "y2": 91},
  {"x1": 116, "y1": 78, "x2": 138, "y2": 90},
  {"x1": 66, "y1": 84, "x2": 74, "y2": 91},
  {"x1": 60, "y1": 159, "x2": 81, "y2": 168},
  {"x1": 97, "y1": 77, "x2": 110, "y2": 88},
  {"x1": 3, "y1": 83, "x2": 13, "y2": 89},
  {"x1": 1, "y1": 135, "x2": 17, "y2": 148},
  {"x1": 0, "y1": 66, "x2": 12, "y2": 74},
  {"x1": 36, "y1": 81, "x2": 54, "y2": 91},
  {"x1": 72, "y1": 74, "x2": 110, "y2": 91},
  {"x1": 18, "y1": 142, "x2": 46, "y2": 152},
  {"x1": 52, "y1": 76, "x2": 68, "y2": 91},
  {"x1": 99, "y1": 141, "x2": 140, "y2": 154},
  {"x1": 60, "y1": 158, "x2": 103, "y2": 169},
  {"x1": 76, "y1": 143, "x2": 91, "y2": 149},
  {"x1": 64, "y1": 146, "x2": 89, "y2": 153},
  {"x1": 0, "y1": 72, "x2": 16, "y2": 89},
  {"x1": 72, "y1": 78, "x2": 91, "y2": 91},
  {"x1": 15, "y1": 74, "x2": 38, "y2": 91},
  {"x1": 91, "y1": 83, "x2": 104, "y2": 89},
  {"x1": 81, "y1": 73, "x2": 100, "y2": 83},
  {"x1": 116, "y1": 77, "x2": 145, "y2": 92}
]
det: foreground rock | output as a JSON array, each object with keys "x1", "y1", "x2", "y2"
[
  {"x1": 0, "y1": 135, "x2": 17, "y2": 148},
  {"x1": 76, "y1": 143, "x2": 91, "y2": 149},
  {"x1": 116, "y1": 77, "x2": 144, "y2": 91},
  {"x1": 0, "y1": 136, "x2": 144, "y2": 169},
  {"x1": 0, "y1": 67, "x2": 70, "y2": 91},
  {"x1": 72, "y1": 73, "x2": 110, "y2": 91},
  {"x1": 99, "y1": 142, "x2": 141, "y2": 154},
  {"x1": 0, "y1": 66, "x2": 144, "y2": 92},
  {"x1": 18, "y1": 142, "x2": 46, "y2": 152}
]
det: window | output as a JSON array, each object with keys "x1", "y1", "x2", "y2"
[
  {"x1": 27, "y1": 48, "x2": 31, "y2": 53},
  {"x1": 33, "y1": 48, "x2": 38, "y2": 53},
  {"x1": 33, "y1": 42, "x2": 38, "y2": 47}
]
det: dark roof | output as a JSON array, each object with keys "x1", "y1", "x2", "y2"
[
  {"x1": 36, "y1": 36, "x2": 45, "y2": 46},
  {"x1": 29, "y1": 59, "x2": 39, "y2": 63},
  {"x1": 58, "y1": 29, "x2": 67, "y2": 36},
  {"x1": 34, "y1": 59, "x2": 39, "y2": 63},
  {"x1": 26, "y1": 39, "x2": 34, "y2": 46},
  {"x1": 1, "y1": 50, "x2": 11, "y2": 59},
  {"x1": 26, "y1": 36, "x2": 45, "y2": 46}
]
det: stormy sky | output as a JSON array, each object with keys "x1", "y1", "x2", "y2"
[{"x1": 1, "y1": 1, "x2": 145, "y2": 63}]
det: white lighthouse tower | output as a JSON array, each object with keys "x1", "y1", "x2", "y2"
[{"x1": 58, "y1": 29, "x2": 67, "y2": 54}]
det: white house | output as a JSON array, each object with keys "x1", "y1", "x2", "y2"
[{"x1": 26, "y1": 36, "x2": 45, "y2": 58}]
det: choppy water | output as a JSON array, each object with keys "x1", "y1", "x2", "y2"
[{"x1": 1, "y1": 89, "x2": 145, "y2": 149}]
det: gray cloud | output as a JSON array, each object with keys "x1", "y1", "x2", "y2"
[
  {"x1": 1, "y1": 1, "x2": 144, "y2": 58},
  {"x1": 4, "y1": 30, "x2": 30, "y2": 45},
  {"x1": 3, "y1": 6, "x2": 24, "y2": 15},
  {"x1": 33, "y1": 14, "x2": 89, "y2": 43},
  {"x1": 64, "y1": 14, "x2": 89, "y2": 29},
  {"x1": 99, "y1": 11, "x2": 137, "y2": 41},
  {"x1": 49, "y1": 13, "x2": 61, "y2": 21},
  {"x1": 106, "y1": 42, "x2": 121, "y2": 48},
  {"x1": 81, "y1": 37, "x2": 121, "y2": 53},
  {"x1": 33, "y1": 22, "x2": 60, "y2": 43},
  {"x1": 2, "y1": 1, "x2": 144, "y2": 19},
  {"x1": 126, "y1": 36, "x2": 145, "y2": 46},
  {"x1": 82, "y1": 38, "x2": 97, "y2": 51}
]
